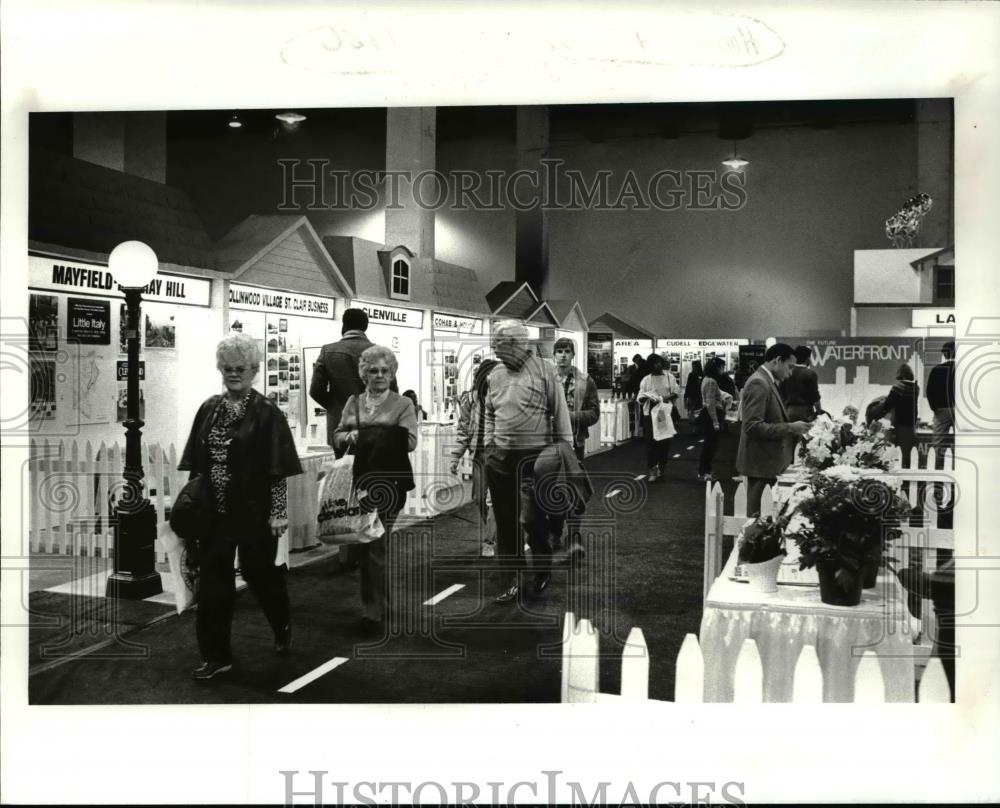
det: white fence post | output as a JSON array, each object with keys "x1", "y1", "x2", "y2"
[
  {"x1": 620, "y1": 626, "x2": 649, "y2": 701},
  {"x1": 853, "y1": 650, "x2": 888, "y2": 704},
  {"x1": 674, "y1": 633, "x2": 704, "y2": 704},
  {"x1": 917, "y1": 657, "x2": 951, "y2": 703},
  {"x1": 565, "y1": 617, "x2": 599, "y2": 703},
  {"x1": 733, "y1": 638, "x2": 763, "y2": 703},
  {"x1": 791, "y1": 646, "x2": 824, "y2": 703}
]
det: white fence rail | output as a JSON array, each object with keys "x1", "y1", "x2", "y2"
[{"x1": 560, "y1": 615, "x2": 951, "y2": 704}]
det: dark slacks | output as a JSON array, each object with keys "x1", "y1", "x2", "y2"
[
  {"x1": 698, "y1": 411, "x2": 720, "y2": 476},
  {"x1": 357, "y1": 507, "x2": 399, "y2": 622},
  {"x1": 641, "y1": 414, "x2": 673, "y2": 468},
  {"x1": 485, "y1": 447, "x2": 550, "y2": 589},
  {"x1": 746, "y1": 476, "x2": 777, "y2": 518},
  {"x1": 196, "y1": 515, "x2": 289, "y2": 665},
  {"x1": 549, "y1": 443, "x2": 586, "y2": 545}
]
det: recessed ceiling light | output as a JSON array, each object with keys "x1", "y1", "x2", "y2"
[
  {"x1": 228, "y1": 112, "x2": 242, "y2": 129},
  {"x1": 275, "y1": 111, "x2": 306, "y2": 124},
  {"x1": 722, "y1": 156, "x2": 749, "y2": 170}
]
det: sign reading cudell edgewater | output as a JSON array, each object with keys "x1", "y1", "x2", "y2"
[
  {"x1": 228, "y1": 283, "x2": 335, "y2": 319},
  {"x1": 29, "y1": 255, "x2": 211, "y2": 306},
  {"x1": 352, "y1": 300, "x2": 424, "y2": 329}
]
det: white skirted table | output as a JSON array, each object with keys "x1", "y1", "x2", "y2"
[{"x1": 700, "y1": 550, "x2": 916, "y2": 702}]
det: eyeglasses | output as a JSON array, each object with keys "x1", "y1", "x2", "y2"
[
  {"x1": 222, "y1": 365, "x2": 249, "y2": 375},
  {"x1": 367, "y1": 367, "x2": 392, "y2": 376}
]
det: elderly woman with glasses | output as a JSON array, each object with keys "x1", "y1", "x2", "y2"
[
  {"x1": 334, "y1": 344, "x2": 418, "y2": 633},
  {"x1": 179, "y1": 332, "x2": 302, "y2": 681}
]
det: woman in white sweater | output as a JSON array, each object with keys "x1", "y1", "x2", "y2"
[{"x1": 636, "y1": 353, "x2": 681, "y2": 482}]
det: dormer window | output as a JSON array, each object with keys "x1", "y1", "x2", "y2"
[{"x1": 391, "y1": 257, "x2": 410, "y2": 300}]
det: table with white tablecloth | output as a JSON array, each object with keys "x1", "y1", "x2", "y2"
[{"x1": 700, "y1": 549, "x2": 916, "y2": 702}]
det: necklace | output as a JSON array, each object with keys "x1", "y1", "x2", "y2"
[{"x1": 363, "y1": 390, "x2": 389, "y2": 414}]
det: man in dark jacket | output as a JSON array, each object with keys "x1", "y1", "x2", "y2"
[
  {"x1": 780, "y1": 345, "x2": 822, "y2": 422},
  {"x1": 926, "y1": 341, "x2": 955, "y2": 465},
  {"x1": 309, "y1": 308, "x2": 396, "y2": 455}
]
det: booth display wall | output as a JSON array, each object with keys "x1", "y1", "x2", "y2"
[{"x1": 28, "y1": 290, "x2": 221, "y2": 453}]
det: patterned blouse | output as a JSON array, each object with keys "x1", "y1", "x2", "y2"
[{"x1": 207, "y1": 392, "x2": 287, "y2": 520}]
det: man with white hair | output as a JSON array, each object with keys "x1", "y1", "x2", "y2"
[{"x1": 484, "y1": 321, "x2": 573, "y2": 604}]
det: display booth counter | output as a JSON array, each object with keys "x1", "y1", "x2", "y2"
[{"x1": 655, "y1": 338, "x2": 749, "y2": 419}]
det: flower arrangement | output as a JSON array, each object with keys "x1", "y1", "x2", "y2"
[
  {"x1": 736, "y1": 515, "x2": 787, "y2": 564},
  {"x1": 798, "y1": 412, "x2": 898, "y2": 473},
  {"x1": 781, "y1": 467, "x2": 911, "y2": 594}
]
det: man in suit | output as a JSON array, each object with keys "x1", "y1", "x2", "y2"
[
  {"x1": 736, "y1": 342, "x2": 811, "y2": 516},
  {"x1": 780, "y1": 344, "x2": 823, "y2": 422},
  {"x1": 309, "y1": 308, "x2": 396, "y2": 455}
]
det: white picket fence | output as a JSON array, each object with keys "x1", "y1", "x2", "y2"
[
  {"x1": 560, "y1": 614, "x2": 952, "y2": 704},
  {"x1": 28, "y1": 438, "x2": 186, "y2": 562}
]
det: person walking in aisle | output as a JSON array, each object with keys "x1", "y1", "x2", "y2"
[
  {"x1": 637, "y1": 353, "x2": 681, "y2": 482},
  {"x1": 450, "y1": 359, "x2": 500, "y2": 557},
  {"x1": 334, "y1": 345, "x2": 417, "y2": 633},
  {"x1": 180, "y1": 333, "x2": 302, "y2": 680},
  {"x1": 484, "y1": 321, "x2": 573, "y2": 604},
  {"x1": 869, "y1": 363, "x2": 920, "y2": 468},
  {"x1": 736, "y1": 343, "x2": 810, "y2": 517},
  {"x1": 780, "y1": 345, "x2": 823, "y2": 423},
  {"x1": 697, "y1": 358, "x2": 727, "y2": 482},
  {"x1": 926, "y1": 340, "x2": 955, "y2": 467},
  {"x1": 309, "y1": 308, "x2": 397, "y2": 456},
  {"x1": 548, "y1": 337, "x2": 600, "y2": 556},
  {"x1": 684, "y1": 360, "x2": 704, "y2": 421}
]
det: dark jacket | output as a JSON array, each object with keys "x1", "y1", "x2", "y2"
[
  {"x1": 684, "y1": 371, "x2": 704, "y2": 410},
  {"x1": 309, "y1": 332, "x2": 397, "y2": 447},
  {"x1": 178, "y1": 389, "x2": 302, "y2": 537},
  {"x1": 780, "y1": 365, "x2": 821, "y2": 411},
  {"x1": 353, "y1": 424, "x2": 415, "y2": 516},
  {"x1": 872, "y1": 380, "x2": 920, "y2": 428},
  {"x1": 533, "y1": 440, "x2": 594, "y2": 517},
  {"x1": 926, "y1": 360, "x2": 955, "y2": 411}
]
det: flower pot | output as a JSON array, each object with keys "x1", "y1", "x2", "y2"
[
  {"x1": 745, "y1": 555, "x2": 783, "y2": 594},
  {"x1": 817, "y1": 560, "x2": 863, "y2": 606},
  {"x1": 862, "y1": 558, "x2": 879, "y2": 589}
]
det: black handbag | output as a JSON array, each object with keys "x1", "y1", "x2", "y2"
[{"x1": 169, "y1": 474, "x2": 213, "y2": 540}]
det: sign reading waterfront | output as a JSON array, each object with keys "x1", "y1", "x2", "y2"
[{"x1": 777, "y1": 337, "x2": 918, "y2": 384}]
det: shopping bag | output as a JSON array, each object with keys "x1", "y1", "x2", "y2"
[
  {"x1": 651, "y1": 402, "x2": 677, "y2": 441},
  {"x1": 315, "y1": 455, "x2": 385, "y2": 545},
  {"x1": 158, "y1": 521, "x2": 195, "y2": 615}
]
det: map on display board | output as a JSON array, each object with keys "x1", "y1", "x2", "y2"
[{"x1": 266, "y1": 316, "x2": 302, "y2": 429}]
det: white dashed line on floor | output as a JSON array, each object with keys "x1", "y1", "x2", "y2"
[
  {"x1": 606, "y1": 488, "x2": 624, "y2": 498},
  {"x1": 686, "y1": 445, "x2": 695, "y2": 450},
  {"x1": 672, "y1": 454, "x2": 681, "y2": 459},
  {"x1": 424, "y1": 584, "x2": 465, "y2": 606},
  {"x1": 278, "y1": 657, "x2": 349, "y2": 694},
  {"x1": 634, "y1": 474, "x2": 647, "y2": 481}
]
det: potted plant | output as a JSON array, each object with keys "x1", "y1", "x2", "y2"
[
  {"x1": 782, "y1": 466, "x2": 911, "y2": 606},
  {"x1": 736, "y1": 515, "x2": 786, "y2": 593}
]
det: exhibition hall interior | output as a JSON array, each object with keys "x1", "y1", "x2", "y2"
[{"x1": 24, "y1": 99, "x2": 957, "y2": 704}]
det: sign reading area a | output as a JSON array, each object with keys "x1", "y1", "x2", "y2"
[{"x1": 229, "y1": 283, "x2": 335, "y2": 319}]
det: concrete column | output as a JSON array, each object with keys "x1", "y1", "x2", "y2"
[
  {"x1": 74, "y1": 112, "x2": 125, "y2": 172},
  {"x1": 515, "y1": 106, "x2": 550, "y2": 299},
  {"x1": 916, "y1": 99, "x2": 953, "y2": 248},
  {"x1": 385, "y1": 107, "x2": 436, "y2": 256},
  {"x1": 74, "y1": 112, "x2": 166, "y2": 183}
]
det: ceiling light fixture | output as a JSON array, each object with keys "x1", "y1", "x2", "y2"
[
  {"x1": 228, "y1": 112, "x2": 242, "y2": 129},
  {"x1": 275, "y1": 111, "x2": 306, "y2": 124},
  {"x1": 721, "y1": 141, "x2": 748, "y2": 171}
]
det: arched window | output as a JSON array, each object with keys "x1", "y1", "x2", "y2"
[{"x1": 391, "y1": 256, "x2": 410, "y2": 300}]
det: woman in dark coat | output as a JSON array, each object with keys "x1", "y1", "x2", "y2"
[
  {"x1": 684, "y1": 360, "x2": 705, "y2": 419},
  {"x1": 870, "y1": 363, "x2": 920, "y2": 468},
  {"x1": 179, "y1": 333, "x2": 302, "y2": 680},
  {"x1": 334, "y1": 345, "x2": 417, "y2": 632}
]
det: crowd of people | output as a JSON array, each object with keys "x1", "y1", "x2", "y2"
[{"x1": 177, "y1": 315, "x2": 956, "y2": 681}]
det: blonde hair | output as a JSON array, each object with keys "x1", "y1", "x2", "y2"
[{"x1": 216, "y1": 332, "x2": 261, "y2": 372}]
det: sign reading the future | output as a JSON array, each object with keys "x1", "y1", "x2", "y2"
[
  {"x1": 352, "y1": 299, "x2": 424, "y2": 329},
  {"x1": 778, "y1": 337, "x2": 918, "y2": 384},
  {"x1": 432, "y1": 312, "x2": 483, "y2": 334},
  {"x1": 29, "y1": 255, "x2": 211, "y2": 306},
  {"x1": 229, "y1": 283, "x2": 335, "y2": 319}
]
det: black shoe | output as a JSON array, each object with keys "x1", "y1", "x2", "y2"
[
  {"x1": 274, "y1": 625, "x2": 292, "y2": 654},
  {"x1": 533, "y1": 572, "x2": 552, "y2": 595},
  {"x1": 494, "y1": 584, "x2": 519, "y2": 604},
  {"x1": 192, "y1": 661, "x2": 232, "y2": 681}
]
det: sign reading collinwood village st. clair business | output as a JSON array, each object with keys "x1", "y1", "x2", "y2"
[
  {"x1": 228, "y1": 282, "x2": 335, "y2": 319},
  {"x1": 28, "y1": 255, "x2": 211, "y2": 306}
]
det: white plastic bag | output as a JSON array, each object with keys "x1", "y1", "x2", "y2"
[
  {"x1": 650, "y1": 402, "x2": 677, "y2": 441},
  {"x1": 315, "y1": 455, "x2": 385, "y2": 545},
  {"x1": 158, "y1": 522, "x2": 195, "y2": 615}
]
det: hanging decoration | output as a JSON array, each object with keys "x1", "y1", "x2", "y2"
[{"x1": 885, "y1": 193, "x2": 933, "y2": 247}]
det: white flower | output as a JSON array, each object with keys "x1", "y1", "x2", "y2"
[
  {"x1": 786, "y1": 512, "x2": 814, "y2": 535},
  {"x1": 822, "y1": 464, "x2": 862, "y2": 482}
]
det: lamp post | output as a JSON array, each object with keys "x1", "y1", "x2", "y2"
[{"x1": 106, "y1": 241, "x2": 163, "y2": 599}]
